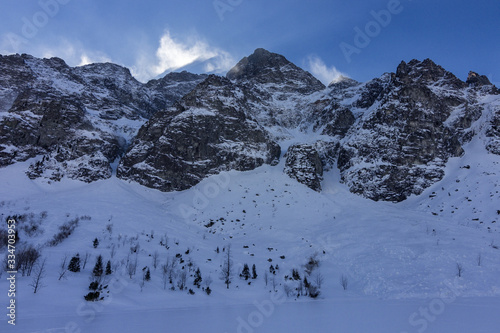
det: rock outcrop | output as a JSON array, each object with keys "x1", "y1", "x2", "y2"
[{"x1": 284, "y1": 144, "x2": 323, "y2": 191}]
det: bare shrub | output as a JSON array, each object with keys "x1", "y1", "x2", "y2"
[
  {"x1": 220, "y1": 244, "x2": 233, "y2": 289},
  {"x1": 127, "y1": 257, "x2": 137, "y2": 279},
  {"x1": 47, "y1": 218, "x2": 79, "y2": 246},
  {"x1": 82, "y1": 252, "x2": 91, "y2": 270},
  {"x1": 177, "y1": 270, "x2": 187, "y2": 290},
  {"x1": 456, "y1": 263, "x2": 464, "y2": 277},
  {"x1": 314, "y1": 272, "x2": 324, "y2": 289},
  {"x1": 58, "y1": 255, "x2": 68, "y2": 280},
  {"x1": 304, "y1": 253, "x2": 320, "y2": 276},
  {"x1": 340, "y1": 274, "x2": 349, "y2": 290},
  {"x1": 283, "y1": 283, "x2": 294, "y2": 297},
  {"x1": 30, "y1": 258, "x2": 47, "y2": 293},
  {"x1": 152, "y1": 251, "x2": 159, "y2": 269},
  {"x1": 17, "y1": 245, "x2": 42, "y2": 276}
]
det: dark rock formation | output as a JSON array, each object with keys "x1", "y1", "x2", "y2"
[
  {"x1": 284, "y1": 144, "x2": 323, "y2": 191},
  {"x1": 466, "y1": 71, "x2": 493, "y2": 87},
  {"x1": 334, "y1": 60, "x2": 481, "y2": 201},
  {"x1": 117, "y1": 75, "x2": 281, "y2": 191}
]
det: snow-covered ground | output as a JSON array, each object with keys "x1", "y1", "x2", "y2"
[{"x1": 1, "y1": 133, "x2": 499, "y2": 332}]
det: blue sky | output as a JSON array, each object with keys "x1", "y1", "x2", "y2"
[{"x1": 0, "y1": 0, "x2": 498, "y2": 85}]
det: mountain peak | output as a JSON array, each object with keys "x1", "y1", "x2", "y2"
[
  {"x1": 328, "y1": 75, "x2": 358, "y2": 88},
  {"x1": 396, "y1": 58, "x2": 465, "y2": 88},
  {"x1": 226, "y1": 48, "x2": 290, "y2": 81},
  {"x1": 226, "y1": 48, "x2": 325, "y2": 94}
]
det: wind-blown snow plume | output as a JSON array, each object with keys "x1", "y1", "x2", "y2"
[
  {"x1": 1, "y1": 38, "x2": 112, "y2": 67},
  {"x1": 307, "y1": 55, "x2": 347, "y2": 85},
  {"x1": 132, "y1": 31, "x2": 235, "y2": 82}
]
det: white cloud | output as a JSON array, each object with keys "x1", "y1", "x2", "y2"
[
  {"x1": 10, "y1": 38, "x2": 112, "y2": 68},
  {"x1": 77, "y1": 53, "x2": 112, "y2": 66},
  {"x1": 132, "y1": 31, "x2": 235, "y2": 82},
  {"x1": 202, "y1": 52, "x2": 235, "y2": 74},
  {"x1": 307, "y1": 55, "x2": 347, "y2": 85},
  {"x1": 0, "y1": 35, "x2": 112, "y2": 68}
]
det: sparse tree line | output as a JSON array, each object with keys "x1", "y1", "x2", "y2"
[{"x1": 1, "y1": 213, "x2": 493, "y2": 302}]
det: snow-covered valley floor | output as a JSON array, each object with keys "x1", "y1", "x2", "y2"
[{"x1": 1, "y1": 136, "x2": 499, "y2": 333}]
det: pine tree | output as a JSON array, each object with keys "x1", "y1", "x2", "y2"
[
  {"x1": 84, "y1": 291, "x2": 100, "y2": 302},
  {"x1": 68, "y1": 254, "x2": 81, "y2": 272},
  {"x1": 89, "y1": 281, "x2": 99, "y2": 291},
  {"x1": 240, "y1": 264, "x2": 250, "y2": 280},
  {"x1": 194, "y1": 268, "x2": 202, "y2": 288},
  {"x1": 105, "y1": 260, "x2": 112, "y2": 275},
  {"x1": 303, "y1": 276, "x2": 310, "y2": 294},
  {"x1": 92, "y1": 255, "x2": 103, "y2": 279},
  {"x1": 93, "y1": 238, "x2": 99, "y2": 248},
  {"x1": 145, "y1": 268, "x2": 151, "y2": 281},
  {"x1": 252, "y1": 264, "x2": 258, "y2": 279}
]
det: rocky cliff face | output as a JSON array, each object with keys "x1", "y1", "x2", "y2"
[
  {"x1": 284, "y1": 144, "x2": 323, "y2": 191},
  {"x1": 116, "y1": 48, "x2": 326, "y2": 191},
  {"x1": 0, "y1": 54, "x2": 205, "y2": 182},
  {"x1": 227, "y1": 48, "x2": 325, "y2": 131},
  {"x1": 309, "y1": 59, "x2": 497, "y2": 201},
  {"x1": 117, "y1": 75, "x2": 281, "y2": 191}
]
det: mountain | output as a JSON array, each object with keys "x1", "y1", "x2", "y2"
[
  {"x1": 0, "y1": 50, "x2": 499, "y2": 202},
  {"x1": 1, "y1": 49, "x2": 500, "y2": 333},
  {"x1": 0, "y1": 54, "x2": 206, "y2": 182},
  {"x1": 227, "y1": 48, "x2": 325, "y2": 130},
  {"x1": 117, "y1": 74, "x2": 281, "y2": 191},
  {"x1": 309, "y1": 59, "x2": 500, "y2": 201},
  {"x1": 116, "y1": 48, "x2": 327, "y2": 190}
]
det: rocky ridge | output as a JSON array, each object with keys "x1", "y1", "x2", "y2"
[
  {"x1": 1, "y1": 50, "x2": 499, "y2": 202},
  {"x1": 0, "y1": 54, "x2": 206, "y2": 182}
]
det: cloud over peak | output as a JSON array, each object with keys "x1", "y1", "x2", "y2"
[
  {"x1": 132, "y1": 31, "x2": 235, "y2": 82},
  {"x1": 307, "y1": 55, "x2": 347, "y2": 85}
]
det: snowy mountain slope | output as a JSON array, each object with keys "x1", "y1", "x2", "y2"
[{"x1": 0, "y1": 146, "x2": 499, "y2": 332}]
